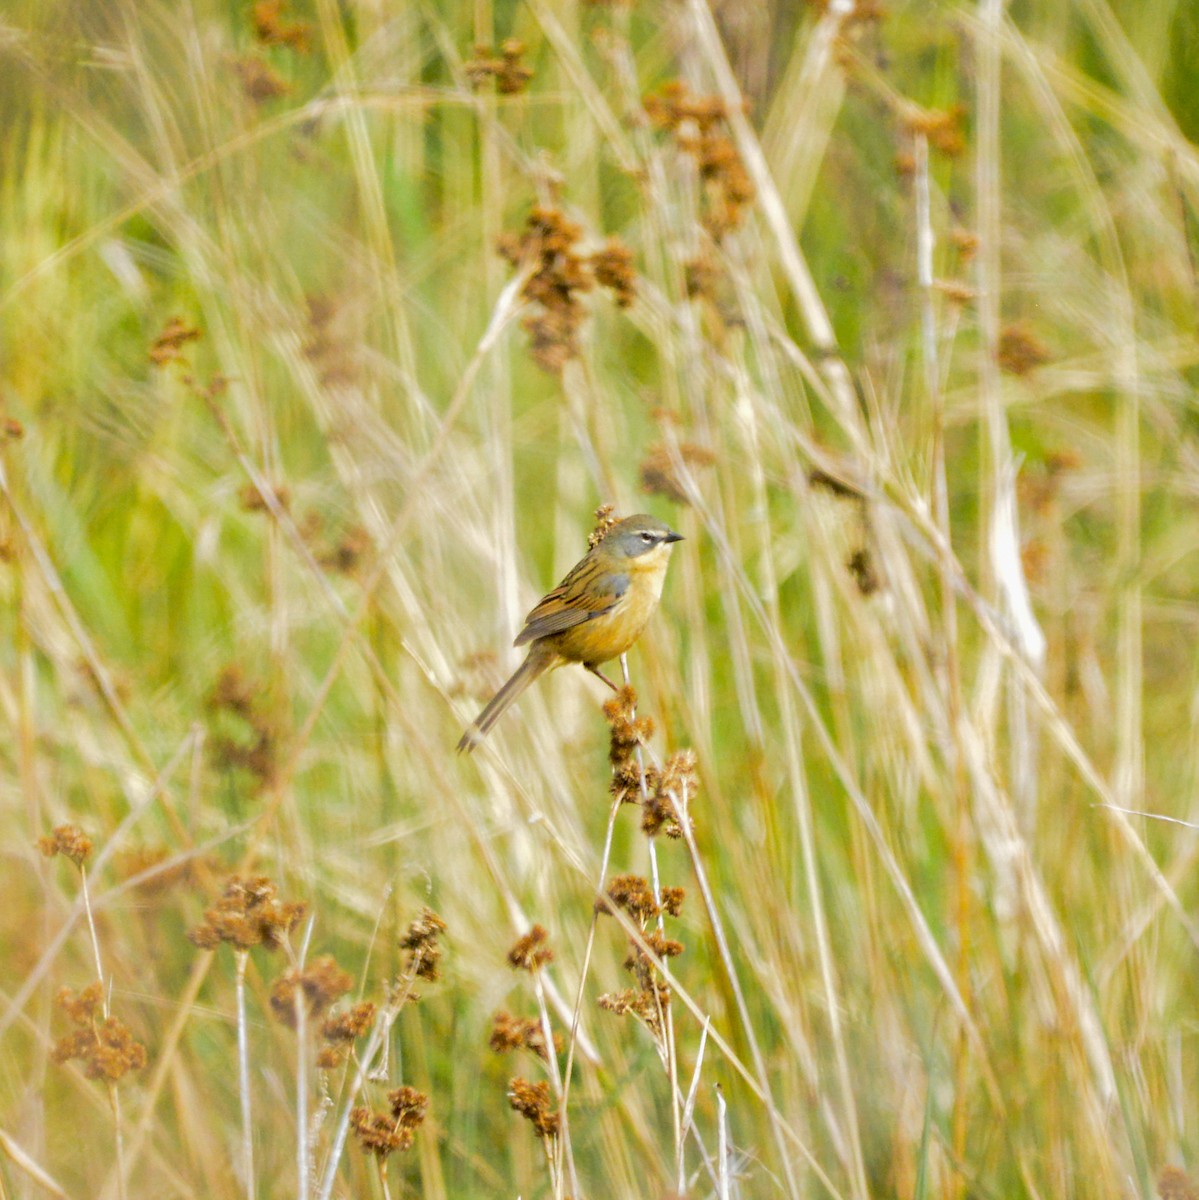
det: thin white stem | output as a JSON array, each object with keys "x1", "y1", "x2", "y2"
[
  {"x1": 679, "y1": 1019, "x2": 710, "y2": 1193},
  {"x1": 316, "y1": 966, "x2": 422, "y2": 1200},
  {"x1": 674, "y1": 780, "x2": 795, "y2": 1192},
  {"x1": 79, "y1": 867, "x2": 106, "y2": 1002},
  {"x1": 532, "y1": 973, "x2": 575, "y2": 1200},
  {"x1": 293, "y1": 924, "x2": 313, "y2": 1200},
  {"x1": 618, "y1": 654, "x2": 683, "y2": 1170},
  {"x1": 716, "y1": 1085, "x2": 730, "y2": 1200},
  {"x1": 80, "y1": 865, "x2": 127, "y2": 1200},
  {"x1": 295, "y1": 991, "x2": 308, "y2": 1200},
  {"x1": 558, "y1": 795, "x2": 622, "y2": 1191},
  {"x1": 110, "y1": 1086, "x2": 127, "y2": 1200},
  {"x1": 914, "y1": 134, "x2": 938, "y2": 405},
  {"x1": 235, "y1": 951, "x2": 255, "y2": 1200}
]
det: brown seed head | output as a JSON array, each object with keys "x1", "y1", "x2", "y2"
[
  {"x1": 37, "y1": 825, "x2": 93, "y2": 868},
  {"x1": 51, "y1": 994, "x2": 148, "y2": 1084},
  {"x1": 997, "y1": 323, "x2": 1051, "y2": 376},
  {"x1": 319, "y1": 524, "x2": 372, "y2": 576},
  {"x1": 316, "y1": 1045, "x2": 347, "y2": 1070},
  {"x1": 233, "y1": 56, "x2": 291, "y2": 103},
  {"x1": 643, "y1": 930, "x2": 684, "y2": 959},
  {"x1": 388, "y1": 1085, "x2": 430, "y2": 1129},
  {"x1": 238, "y1": 482, "x2": 291, "y2": 514},
  {"x1": 489, "y1": 1011, "x2": 562, "y2": 1061},
  {"x1": 400, "y1": 908, "x2": 447, "y2": 981},
  {"x1": 588, "y1": 504, "x2": 619, "y2": 547},
  {"x1": 846, "y1": 547, "x2": 881, "y2": 596},
  {"x1": 148, "y1": 317, "x2": 201, "y2": 366},
  {"x1": 465, "y1": 40, "x2": 534, "y2": 94},
  {"x1": 641, "y1": 750, "x2": 698, "y2": 839},
  {"x1": 187, "y1": 875, "x2": 307, "y2": 952},
  {"x1": 639, "y1": 442, "x2": 715, "y2": 504},
  {"x1": 589, "y1": 239, "x2": 637, "y2": 308},
  {"x1": 598, "y1": 980, "x2": 671, "y2": 1034},
  {"x1": 934, "y1": 279, "x2": 978, "y2": 306},
  {"x1": 600, "y1": 874, "x2": 660, "y2": 923},
  {"x1": 507, "y1": 1077, "x2": 560, "y2": 1139},
  {"x1": 497, "y1": 206, "x2": 600, "y2": 373},
  {"x1": 350, "y1": 1106, "x2": 415, "y2": 1158},
  {"x1": 643, "y1": 82, "x2": 755, "y2": 240},
  {"x1": 321, "y1": 1001, "x2": 376, "y2": 1045},
  {"x1": 56, "y1": 982, "x2": 104, "y2": 1026},
  {"x1": 252, "y1": 0, "x2": 311, "y2": 52},
  {"x1": 949, "y1": 227, "x2": 979, "y2": 263},
  {"x1": 207, "y1": 667, "x2": 279, "y2": 789},
  {"x1": 209, "y1": 665, "x2": 257, "y2": 717},
  {"x1": 1158, "y1": 1166, "x2": 1199, "y2": 1200},
  {"x1": 604, "y1": 685, "x2": 655, "y2": 784},
  {"x1": 507, "y1": 925, "x2": 554, "y2": 972},
  {"x1": 902, "y1": 104, "x2": 967, "y2": 157},
  {"x1": 270, "y1": 956, "x2": 353, "y2": 1028}
]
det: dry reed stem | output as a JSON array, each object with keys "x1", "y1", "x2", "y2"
[
  {"x1": 0, "y1": 732, "x2": 200, "y2": 1042},
  {"x1": 234, "y1": 950, "x2": 255, "y2": 1200}
]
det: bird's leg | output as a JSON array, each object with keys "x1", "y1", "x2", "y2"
[{"x1": 585, "y1": 664, "x2": 620, "y2": 693}]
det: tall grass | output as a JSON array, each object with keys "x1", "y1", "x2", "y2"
[{"x1": 3, "y1": 0, "x2": 1199, "y2": 1196}]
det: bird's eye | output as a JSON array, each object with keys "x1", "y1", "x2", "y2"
[{"x1": 640, "y1": 531, "x2": 654, "y2": 543}]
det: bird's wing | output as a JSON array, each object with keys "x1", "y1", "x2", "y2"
[{"x1": 514, "y1": 555, "x2": 629, "y2": 646}]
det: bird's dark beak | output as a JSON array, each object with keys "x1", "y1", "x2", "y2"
[{"x1": 664, "y1": 530, "x2": 684, "y2": 543}]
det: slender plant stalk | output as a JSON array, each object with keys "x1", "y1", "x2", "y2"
[
  {"x1": 317, "y1": 964, "x2": 424, "y2": 1200},
  {"x1": 293, "y1": 920, "x2": 316, "y2": 1200},
  {"x1": 294, "y1": 984, "x2": 308, "y2": 1200},
  {"x1": 532, "y1": 973, "x2": 571, "y2": 1200},
  {"x1": 79, "y1": 866, "x2": 127, "y2": 1200},
  {"x1": 558, "y1": 795, "x2": 623, "y2": 1190},
  {"x1": 914, "y1": 131, "x2": 973, "y2": 1200},
  {"x1": 716, "y1": 1084, "x2": 730, "y2": 1200},
  {"x1": 618, "y1": 655, "x2": 683, "y2": 1176},
  {"x1": 234, "y1": 951, "x2": 255, "y2": 1200}
]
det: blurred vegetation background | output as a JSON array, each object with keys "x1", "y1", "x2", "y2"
[{"x1": 4, "y1": 0, "x2": 1199, "y2": 1197}]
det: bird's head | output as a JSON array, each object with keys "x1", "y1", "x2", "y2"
[{"x1": 602, "y1": 514, "x2": 684, "y2": 566}]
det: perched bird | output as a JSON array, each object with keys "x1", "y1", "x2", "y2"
[{"x1": 457, "y1": 514, "x2": 683, "y2": 752}]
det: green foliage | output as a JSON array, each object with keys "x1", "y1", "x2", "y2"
[{"x1": 3, "y1": 1, "x2": 1199, "y2": 1198}]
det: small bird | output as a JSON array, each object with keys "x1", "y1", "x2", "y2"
[{"x1": 457, "y1": 514, "x2": 683, "y2": 752}]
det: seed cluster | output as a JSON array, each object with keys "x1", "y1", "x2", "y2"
[
  {"x1": 187, "y1": 874, "x2": 307, "y2": 951},
  {"x1": 997, "y1": 323, "x2": 1051, "y2": 377},
  {"x1": 604, "y1": 685, "x2": 656, "y2": 806},
  {"x1": 465, "y1": 39, "x2": 534, "y2": 95},
  {"x1": 588, "y1": 503, "x2": 619, "y2": 548},
  {"x1": 489, "y1": 1010, "x2": 562, "y2": 1061},
  {"x1": 644, "y1": 81, "x2": 755, "y2": 240},
  {"x1": 269, "y1": 955, "x2": 354, "y2": 1028},
  {"x1": 207, "y1": 666, "x2": 280, "y2": 791},
  {"x1": 51, "y1": 984, "x2": 148, "y2": 1083},
  {"x1": 317, "y1": 1001, "x2": 377, "y2": 1069},
  {"x1": 148, "y1": 318, "x2": 201, "y2": 367},
  {"x1": 252, "y1": 0, "x2": 311, "y2": 53},
  {"x1": 37, "y1": 824, "x2": 93, "y2": 868},
  {"x1": 349, "y1": 1086, "x2": 430, "y2": 1159},
  {"x1": 507, "y1": 1077, "x2": 560, "y2": 1140},
  {"x1": 401, "y1": 907, "x2": 448, "y2": 982},
  {"x1": 498, "y1": 208, "x2": 638, "y2": 373},
  {"x1": 638, "y1": 441, "x2": 715, "y2": 505},
  {"x1": 507, "y1": 925, "x2": 554, "y2": 972},
  {"x1": 597, "y1": 873, "x2": 687, "y2": 1039}
]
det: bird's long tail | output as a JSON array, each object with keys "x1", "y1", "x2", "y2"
[{"x1": 457, "y1": 645, "x2": 555, "y2": 753}]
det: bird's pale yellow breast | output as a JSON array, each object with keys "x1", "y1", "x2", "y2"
[{"x1": 550, "y1": 543, "x2": 672, "y2": 665}]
